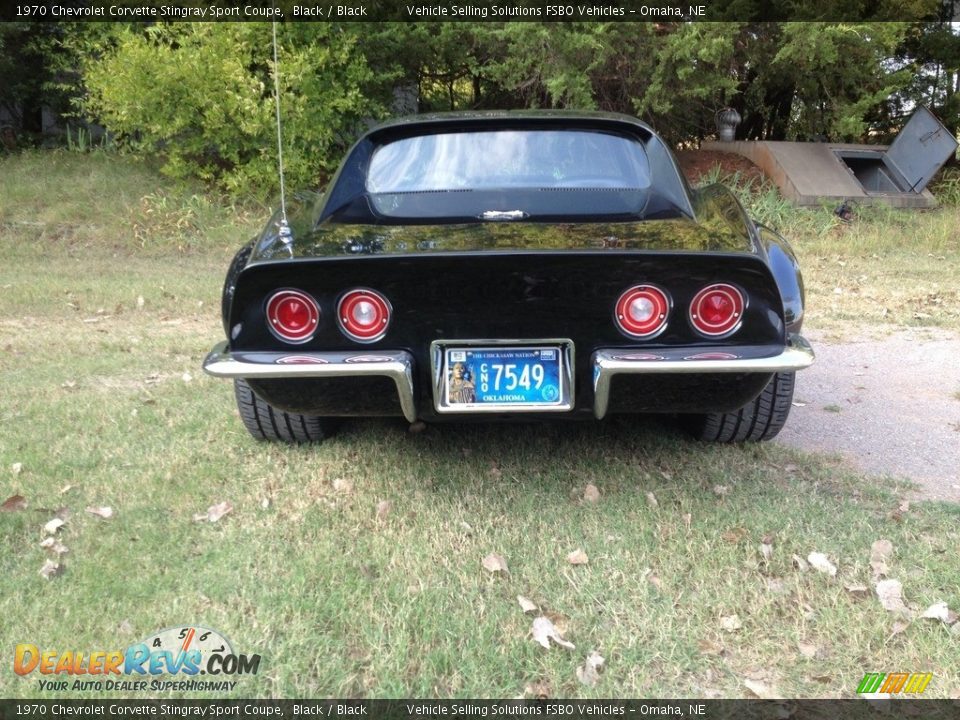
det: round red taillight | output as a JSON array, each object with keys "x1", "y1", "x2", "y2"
[
  {"x1": 337, "y1": 289, "x2": 391, "y2": 343},
  {"x1": 614, "y1": 285, "x2": 670, "y2": 338},
  {"x1": 689, "y1": 283, "x2": 745, "y2": 337},
  {"x1": 266, "y1": 290, "x2": 320, "y2": 344}
]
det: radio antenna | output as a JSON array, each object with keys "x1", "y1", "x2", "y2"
[{"x1": 271, "y1": 20, "x2": 292, "y2": 247}]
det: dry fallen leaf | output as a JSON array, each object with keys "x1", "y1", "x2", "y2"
[
  {"x1": 890, "y1": 619, "x2": 910, "y2": 639},
  {"x1": 870, "y1": 539, "x2": 893, "y2": 578},
  {"x1": 39, "y1": 537, "x2": 69, "y2": 556},
  {"x1": 43, "y1": 518, "x2": 65, "y2": 535},
  {"x1": 712, "y1": 485, "x2": 730, "y2": 497},
  {"x1": 760, "y1": 541, "x2": 773, "y2": 562},
  {"x1": 844, "y1": 583, "x2": 871, "y2": 598},
  {"x1": 921, "y1": 601, "x2": 958, "y2": 625},
  {"x1": 797, "y1": 641, "x2": 818, "y2": 659},
  {"x1": 698, "y1": 639, "x2": 725, "y2": 657},
  {"x1": 59, "y1": 484, "x2": 73, "y2": 495},
  {"x1": 531, "y1": 616, "x2": 575, "y2": 650},
  {"x1": 85, "y1": 506, "x2": 113, "y2": 519},
  {"x1": 583, "y1": 484, "x2": 600, "y2": 504},
  {"x1": 517, "y1": 595, "x2": 538, "y2": 614},
  {"x1": 576, "y1": 650, "x2": 605, "y2": 687},
  {"x1": 523, "y1": 679, "x2": 552, "y2": 699},
  {"x1": 743, "y1": 677, "x2": 782, "y2": 699},
  {"x1": 721, "y1": 527, "x2": 747, "y2": 543},
  {"x1": 481, "y1": 552, "x2": 509, "y2": 574},
  {"x1": 567, "y1": 548, "x2": 589, "y2": 565},
  {"x1": 1, "y1": 495, "x2": 26, "y2": 512},
  {"x1": 207, "y1": 501, "x2": 233, "y2": 522},
  {"x1": 39, "y1": 559, "x2": 63, "y2": 580},
  {"x1": 194, "y1": 501, "x2": 233, "y2": 523},
  {"x1": 876, "y1": 579, "x2": 909, "y2": 614},
  {"x1": 375, "y1": 500, "x2": 392, "y2": 521},
  {"x1": 807, "y1": 552, "x2": 837, "y2": 577},
  {"x1": 645, "y1": 491, "x2": 659, "y2": 509},
  {"x1": 720, "y1": 614, "x2": 742, "y2": 632}
]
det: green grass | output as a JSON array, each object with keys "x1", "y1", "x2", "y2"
[
  {"x1": 0, "y1": 150, "x2": 265, "y2": 255},
  {"x1": 696, "y1": 166, "x2": 960, "y2": 335},
  {"x1": 1, "y1": 152, "x2": 959, "y2": 699}
]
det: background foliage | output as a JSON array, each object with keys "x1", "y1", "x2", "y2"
[{"x1": 2, "y1": 14, "x2": 957, "y2": 196}]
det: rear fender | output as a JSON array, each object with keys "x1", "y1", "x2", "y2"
[{"x1": 756, "y1": 223, "x2": 805, "y2": 333}]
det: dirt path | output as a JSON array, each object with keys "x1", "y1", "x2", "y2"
[{"x1": 776, "y1": 327, "x2": 960, "y2": 502}]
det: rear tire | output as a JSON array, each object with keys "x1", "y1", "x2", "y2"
[
  {"x1": 233, "y1": 379, "x2": 337, "y2": 443},
  {"x1": 682, "y1": 371, "x2": 795, "y2": 443}
]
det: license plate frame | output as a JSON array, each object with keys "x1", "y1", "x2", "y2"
[{"x1": 431, "y1": 340, "x2": 575, "y2": 414}]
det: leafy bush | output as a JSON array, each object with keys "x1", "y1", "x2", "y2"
[{"x1": 81, "y1": 24, "x2": 382, "y2": 197}]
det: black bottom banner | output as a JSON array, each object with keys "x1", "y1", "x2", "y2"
[{"x1": 1, "y1": 699, "x2": 958, "y2": 720}]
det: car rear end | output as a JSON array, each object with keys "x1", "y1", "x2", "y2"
[{"x1": 203, "y1": 112, "x2": 813, "y2": 438}]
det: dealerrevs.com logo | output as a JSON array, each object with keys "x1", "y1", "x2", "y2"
[{"x1": 15, "y1": 625, "x2": 261, "y2": 692}]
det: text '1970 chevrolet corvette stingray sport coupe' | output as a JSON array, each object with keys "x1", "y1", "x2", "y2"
[{"x1": 203, "y1": 111, "x2": 814, "y2": 443}]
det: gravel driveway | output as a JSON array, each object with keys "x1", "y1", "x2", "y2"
[{"x1": 776, "y1": 327, "x2": 960, "y2": 502}]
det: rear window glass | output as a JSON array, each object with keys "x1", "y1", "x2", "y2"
[{"x1": 366, "y1": 129, "x2": 651, "y2": 193}]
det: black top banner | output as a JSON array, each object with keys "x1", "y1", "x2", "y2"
[
  {"x1": 1, "y1": 0, "x2": 956, "y2": 23},
  {"x1": 1, "y1": 699, "x2": 959, "y2": 720}
]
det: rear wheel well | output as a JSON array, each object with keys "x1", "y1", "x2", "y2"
[
  {"x1": 681, "y1": 371, "x2": 795, "y2": 442},
  {"x1": 233, "y1": 378, "x2": 337, "y2": 443}
]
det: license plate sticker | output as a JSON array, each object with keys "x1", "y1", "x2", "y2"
[{"x1": 443, "y1": 347, "x2": 564, "y2": 408}]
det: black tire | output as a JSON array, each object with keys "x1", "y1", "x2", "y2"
[
  {"x1": 233, "y1": 379, "x2": 337, "y2": 443},
  {"x1": 682, "y1": 371, "x2": 795, "y2": 443}
]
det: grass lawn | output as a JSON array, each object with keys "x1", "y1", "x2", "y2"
[
  {"x1": 1, "y1": 152, "x2": 958, "y2": 699},
  {"x1": 717, "y1": 166, "x2": 960, "y2": 337}
]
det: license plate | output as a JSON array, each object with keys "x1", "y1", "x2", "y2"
[{"x1": 442, "y1": 346, "x2": 565, "y2": 410}]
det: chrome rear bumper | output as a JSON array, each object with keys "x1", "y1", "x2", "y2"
[
  {"x1": 204, "y1": 334, "x2": 812, "y2": 423},
  {"x1": 202, "y1": 341, "x2": 417, "y2": 423},
  {"x1": 591, "y1": 334, "x2": 814, "y2": 419}
]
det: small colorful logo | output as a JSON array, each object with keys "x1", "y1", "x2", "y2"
[
  {"x1": 15, "y1": 625, "x2": 261, "y2": 693},
  {"x1": 857, "y1": 672, "x2": 932, "y2": 695}
]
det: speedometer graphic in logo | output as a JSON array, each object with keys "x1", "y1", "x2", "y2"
[
  {"x1": 141, "y1": 626, "x2": 233, "y2": 658},
  {"x1": 128, "y1": 626, "x2": 234, "y2": 675}
]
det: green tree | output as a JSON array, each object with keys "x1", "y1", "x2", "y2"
[
  {"x1": 81, "y1": 23, "x2": 381, "y2": 196},
  {"x1": 891, "y1": 2, "x2": 960, "y2": 141}
]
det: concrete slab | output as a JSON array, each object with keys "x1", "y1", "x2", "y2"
[{"x1": 701, "y1": 140, "x2": 937, "y2": 208}]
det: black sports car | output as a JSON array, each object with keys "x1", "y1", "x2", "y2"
[{"x1": 203, "y1": 111, "x2": 813, "y2": 443}]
